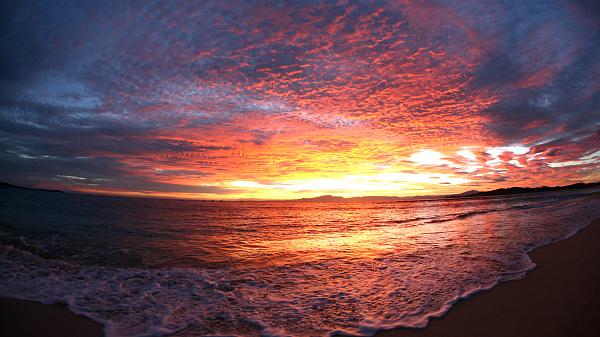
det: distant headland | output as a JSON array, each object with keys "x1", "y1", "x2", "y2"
[
  {"x1": 0, "y1": 181, "x2": 64, "y2": 193},
  {"x1": 293, "y1": 181, "x2": 600, "y2": 202},
  {"x1": 1, "y1": 180, "x2": 598, "y2": 201}
]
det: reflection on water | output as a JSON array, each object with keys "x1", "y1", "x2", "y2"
[{"x1": 0, "y1": 188, "x2": 599, "y2": 337}]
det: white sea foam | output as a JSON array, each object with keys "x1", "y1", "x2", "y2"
[
  {"x1": 1, "y1": 192, "x2": 599, "y2": 336},
  {"x1": 0, "y1": 239, "x2": 533, "y2": 337}
]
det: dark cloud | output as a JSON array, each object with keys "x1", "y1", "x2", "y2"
[
  {"x1": 472, "y1": 52, "x2": 522, "y2": 88},
  {"x1": 0, "y1": 151, "x2": 233, "y2": 195},
  {"x1": 462, "y1": 0, "x2": 600, "y2": 142},
  {"x1": 1, "y1": 0, "x2": 598, "y2": 196}
]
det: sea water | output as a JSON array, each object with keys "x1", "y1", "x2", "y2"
[{"x1": 1, "y1": 187, "x2": 599, "y2": 336}]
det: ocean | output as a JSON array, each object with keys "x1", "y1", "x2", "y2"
[{"x1": 1, "y1": 187, "x2": 599, "y2": 337}]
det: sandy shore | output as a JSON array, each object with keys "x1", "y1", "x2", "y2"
[
  {"x1": 0, "y1": 297, "x2": 104, "y2": 337},
  {"x1": 1, "y1": 219, "x2": 599, "y2": 337},
  {"x1": 376, "y1": 218, "x2": 600, "y2": 337}
]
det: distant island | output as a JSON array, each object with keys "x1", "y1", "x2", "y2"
[
  {"x1": 466, "y1": 181, "x2": 600, "y2": 197},
  {"x1": 0, "y1": 181, "x2": 63, "y2": 193},
  {"x1": 293, "y1": 181, "x2": 600, "y2": 202},
  {"x1": 1, "y1": 180, "x2": 599, "y2": 201}
]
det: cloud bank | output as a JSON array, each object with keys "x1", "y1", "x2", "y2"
[{"x1": 1, "y1": 0, "x2": 598, "y2": 198}]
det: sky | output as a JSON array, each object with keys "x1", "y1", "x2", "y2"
[{"x1": 0, "y1": 0, "x2": 599, "y2": 199}]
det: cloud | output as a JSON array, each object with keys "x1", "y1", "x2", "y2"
[{"x1": 0, "y1": 0, "x2": 598, "y2": 198}]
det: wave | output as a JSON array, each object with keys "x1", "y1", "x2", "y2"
[
  {"x1": 1, "y1": 195, "x2": 598, "y2": 337},
  {"x1": 424, "y1": 202, "x2": 546, "y2": 225},
  {"x1": 0, "y1": 230, "x2": 568, "y2": 337}
]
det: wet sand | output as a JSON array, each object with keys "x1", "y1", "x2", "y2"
[
  {"x1": 0, "y1": 297, "x2": 104, "y2": 337},
  {"x1": 376, "y1": 218, "x2": 600, "y2": 337},
  {"x1": 1, "y1": 219, "x2": 599, "y2": 337}
]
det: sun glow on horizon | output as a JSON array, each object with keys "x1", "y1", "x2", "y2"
[
  {"x1": 3, "y1": 0, "x2": 598, "y2": 199},
  {"x1": 48, "y1": 141, "x2": 600, "y2": 200},
  {"x1": 227, "y1": 170, "x2": 471, "y2": 199}
]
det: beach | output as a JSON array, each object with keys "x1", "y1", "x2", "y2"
[
  {"x1": 3, "y1": 0, "x2": 599, "y2": 335},
  {"x1": 376, "y1": 218, "x2": 600, "y2": 337},
  {"x1": 1, "y1": 219, "x2": 599, "y2": 337},
  {"x1": 0, "y1": 297, "x2": 103, "y2": 337}
]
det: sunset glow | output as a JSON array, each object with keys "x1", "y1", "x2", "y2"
[{"x1": 1, "y1": 0, "x2": 599, "y2": 199}]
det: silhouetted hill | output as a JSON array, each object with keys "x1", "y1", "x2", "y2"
[
  {"x1": 291, "y1": 182, "x2": 599, "y2": 202},
  {"x1": 0, "y1": 181, "x2": 64, "y2": 193},
  {"x1": 295, "y1": 194, "x2": 451, "y2": 202},
  {"x1": 296, "y1": 195, "x2": 346, "y2": 202},
  {"x1": 469, "y1": 182, "x2": 600, "y2": 197},
  {"x1": 453, "y1": 189, "x2": 480, "y2": 197}
]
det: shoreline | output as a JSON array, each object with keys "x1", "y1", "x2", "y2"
[
  {"x1": 374, "y1": 218, "x2": 600, "y2": 337},
  {"x1": 0, "y1": 297, "x2": 104, "y2": 337},
  {"x1": 1, "y1": 219, "x2": 599, "y2": 337}
]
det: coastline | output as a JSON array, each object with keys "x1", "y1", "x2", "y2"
[
  {"x1": 0, "y1": 297, "x2": 104, "y2": 337},
  {"x1": 375, "y1": 218, "x2": 600, "y2": 337},
  {"x1": 1, "y1": 218, "x2": 599, "y2": 337}
]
